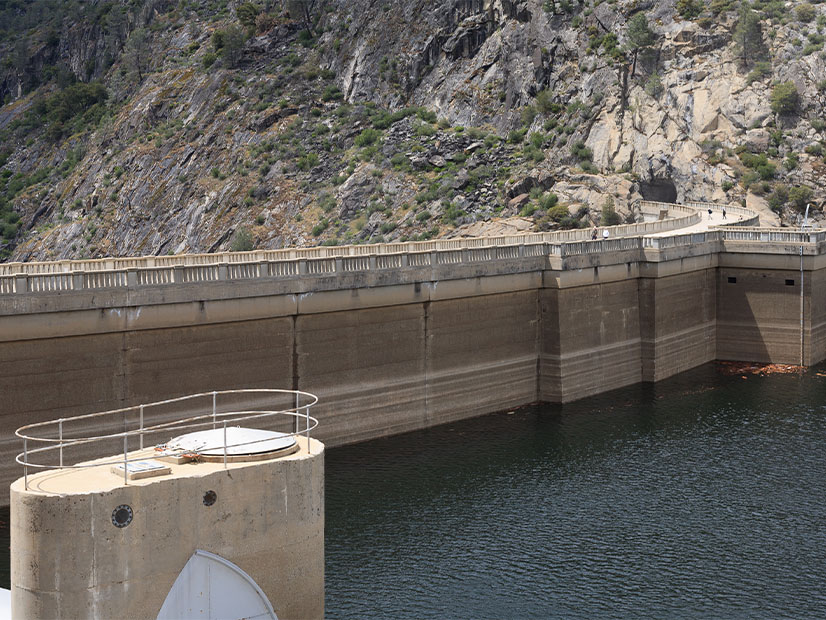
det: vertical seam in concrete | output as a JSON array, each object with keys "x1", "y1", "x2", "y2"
[
  {"x1": 535, "y1": 286, "x2": 541, "y2": 403},
  {"x1": 291, "y1": 314, "x2": 299, "y2": 433},
  {"x1": 423, "y1": 298, "x2": 431, "y2": 424},
  {"x1": 637, "y1": 274, "x2": 646, "y2": 383},
  {"x1": 118, "y1": 330, "x2": 128, "y2": 407}
]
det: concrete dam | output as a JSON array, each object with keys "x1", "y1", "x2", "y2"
[{"x1": 2, "y1": 200, "x2": 825, "y2": 498}]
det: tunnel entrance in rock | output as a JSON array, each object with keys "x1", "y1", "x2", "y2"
[{"x1": 639, "y1": 178, "x2": 677, "y2": 203}]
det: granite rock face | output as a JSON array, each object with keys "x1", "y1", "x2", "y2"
[{"x1": 1, "y1": 0, "x2": 825, "y2": 260}]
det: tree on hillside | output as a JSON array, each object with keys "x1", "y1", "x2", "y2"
[
  {"x1": 601, "y1": 197, "x2": 621, "y2": 225},
  {"x1": 104, "y1": 5, "x2": 129, "y2": 54},
  {"x1": 124, "y1": 28, "x2": 150, "y2": 82},
  {"x1": 676, "y1": 0, "x2": 703, "y2": 19},
  {"x1": 12, "y1": 40, "x2": 29, "y2": 95},
  {"x1": 732, "y1": 2, "x2": 766, "y2": 69},
  {"x1": 230, "y1": 227, "x2": 254, "y2": 251},
  {"x1": 626, "y1": 13, "x2": 655, "y2": 76},
  {"x1": 770, "y1": 81, "x2": 800, "y2": 115},
  {"x1": 219, "y1": 24, "x2": 246, "y2": 67},
  {"x1": 287, "y1": 0, "x2": 319, "y2": 34},
  {"x1": 236, "y1": 2, "x2": 261, "y2": 33}
]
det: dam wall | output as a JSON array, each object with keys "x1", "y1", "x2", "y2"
[{"x1": 2, "y1": 227, "x2": 826, "y2": 500}]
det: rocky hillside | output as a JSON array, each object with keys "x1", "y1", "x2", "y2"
[{"x1": 1, "y1": 0, "x2": 825, "y2": 261}]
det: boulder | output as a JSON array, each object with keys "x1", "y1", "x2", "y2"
[
  {"x1": 508, "y1": 193, "x2": 530, "y2": 208},
  {"x1": 336, "y1": 166, "x2": 377, "y2": 219},
  {"x1": 429, "y1": 155, "x2": 447, "y2": 167}
]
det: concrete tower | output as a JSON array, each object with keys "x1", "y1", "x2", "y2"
[{"x1": 10, "y1": 392, "x2": 324, "y2": 619}]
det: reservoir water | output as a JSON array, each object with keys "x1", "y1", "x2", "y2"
[
  {"x1": 325, "y1": 362, "x2": 826, "y2": 618},
  {"x1": 2, "y1": 362, "x2": 826, "y2": 617}
]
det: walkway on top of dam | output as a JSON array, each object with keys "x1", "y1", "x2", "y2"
[
  {"x1": 643, "y1": 201, "x2": 752, "y2": 236},
  {"x1": 0, "y1": 199, "x2": 822, "y2": 297}
]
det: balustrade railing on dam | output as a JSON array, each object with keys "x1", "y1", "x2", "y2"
[
  {"x1": 0, "y1": 243, "x2": 555, "y2": 294},
  {"x1": 718, "y1": 227, "x2": 826, "y2": 243},
  {"x1": 639, "y1": 200, "x2": 759, "y2": 227},
  {"x1": 7, "y1": 199, "x2": 821, "y2": 297},
  {"x1": 643, "y1": 230, "x2": 723, "y2": 250},
  {"x1": 0, "y1": 204, "x2": 700, "y2": 279}
]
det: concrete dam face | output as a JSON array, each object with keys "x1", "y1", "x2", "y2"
[{"x1": 1, "y1": 201, "x2": 825, "y2": 501}]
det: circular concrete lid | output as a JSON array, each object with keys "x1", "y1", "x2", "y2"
[{"x1": 167, "y1": 427, "x2": 297, "y2": 460}]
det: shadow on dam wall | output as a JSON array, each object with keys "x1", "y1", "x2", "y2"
[{"x1": 717, "y1": 265, "x2": 807, "y2": 366}]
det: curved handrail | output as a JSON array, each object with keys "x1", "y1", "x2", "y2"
[{"x1": 16, "y1": 388, "x2": 319, "y2": 490}]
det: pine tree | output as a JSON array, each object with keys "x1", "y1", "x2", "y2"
[
  {"x1": 287, "y1": 0, "x2": 319, "y2": 34},
  {"x1": 732, "y1": 3, "x2": 766, "y2": 69},
  {"x1": 627, "y1": 13, "x2": 655, "y2": 50},
  {"x1": 124, "y1": 29, "x2": 149, "y2": 82},
  {"x1": 626, "y1": 13, "x2": 655, "y2": 76}
]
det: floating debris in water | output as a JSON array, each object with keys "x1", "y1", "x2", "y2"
[{"x1": 718, "y1": 361, "x2": 806, "y2": 376}]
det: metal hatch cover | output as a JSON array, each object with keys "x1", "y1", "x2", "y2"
[{"x1": 165, "y1": 427, "x2": 298, "y2": 462}]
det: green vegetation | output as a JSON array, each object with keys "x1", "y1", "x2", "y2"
[
  {"x1": 124, "y1": 28, "x2": 149, "y2": 82},
  {"x1": 535, "y1": 89, "x2": 554, "y2": 114},
  {"x1": 804, "y1": 143, "x2": 823, "y2": 156},
  {"x1": 768, "y1": 184, "x2": 814, "y2": 213},
  {"x1": 5, "y1": 0, "x2": 823, "y2": 254},
  {"x1": 230, "y1": 227, "x2": 254, "y2": 251},
  {"x1": 571, "y1": 141, "x2": 593, "y2": 162},
  {"x1": 676, "y1": 0, "x2": 704, "y2": 19},
  {"x1": 322, "y1": 85, "x2": 343, "y2": 101},
  {"x1": 520, "y1": 105, "x2": 537, "y2": 127},
  {"x1": 732, "y1": 3, "x2": 768, "y2": 69},
  {"x1": 600, "y1": 197, "x2": 621, "y2": 226},
  {"x1": 311, "y1": 218, "x2": 329, "y2": 236},
  {"x1": 370, "y1": 107, "x2": 435, "y2": 129},
  {"x1": 645, "y1": 72, "x2": 664, "y2": 98},
  {"x1": 627, "y1": 13, "x2": 656, "y2": 50},
  {"x1": 768, "y1": 185, "x2": 788, "y2": 212},
  {"x1": 796, "y1": 2, "x2": 816, "y2": 22},
  {"x1": 508, "y1": 129, "x2": 528, "y2": 144},
  {"x1": 789, "y1": 185, "x2": 814, "y2": 210},
  {"x1": 626, "y1": 12, "x2": 656, "y2": 74},
  {"x1": 538, "y1": 193, "x2": 559, "y2": 210},
  {"x1": 746, "y1": 61, "x2": 772, "y2": 85},
  {"x1": 354, "y1": 128, "x2": 382, "y2": 147},
  {"x1": 236, "y1": 2, "x2": 260, "y2": 32},
  {"x1": 739, "y1": 151, "x2": 776, "y2": 181},
  {"x1": 212, "y1": 24, "x2": 246, "y2": 67},
  {"x1": 297, "y1": 152, "x2": 319, "y2": 170},
  {"x1": 23, "y1": 81, "x2": 109, "y2": 141},
  {"x1": 770, "y1": 82, "x2": 800, "y2": 115},
  {"x1": 587, "y1": 28, "x2": 624, "y2": 62}
]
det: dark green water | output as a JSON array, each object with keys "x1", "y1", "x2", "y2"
[
  {"x1": 3, "y1": 362, "x2": 826, "y2": 618},
  {"x1": 325, "y1": 363, "x2": 826, "y2": 618}
]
